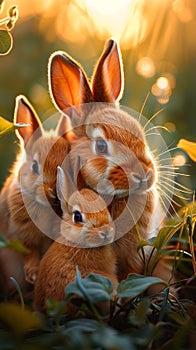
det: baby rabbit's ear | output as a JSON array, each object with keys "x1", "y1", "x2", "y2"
[
  {"x1": 92, "y1": 38, "x2": 124, "y2": 104},
  {"x1": 14, "y1": 95, "x2": 43, "y2": 146},
  {"x1": 56, "y1": 166, "x2": 67, "y2": 203},
  {"x1": 48, "y1": 51, "x2": 93, "y2": 117}
]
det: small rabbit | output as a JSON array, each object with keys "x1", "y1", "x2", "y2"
[
  {"x1": 34, "y1": 166, "x2": 118, "y2": 313},
  {"x1": 0, "y1": 95, "x2": 70, "y2": 294},
  {"x1": 48, "y1": 38, "x2": 174, "y2": 289}
]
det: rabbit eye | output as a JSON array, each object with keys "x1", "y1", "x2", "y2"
[
  {"x1": 32, "y1": 160, "x2": 40, "y2": 175},
  {"x1": 72, "y1": 210, "x2": 84, "y2": 224},
  {"x1": 95, "y1": 139, "x2": 108, "y2": 154}
]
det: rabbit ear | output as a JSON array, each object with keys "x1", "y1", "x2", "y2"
[
  {"x1": 14, "y1": 95, "x2": 43, "y2": 146},
  {"x1": 56, "y1": 115, "x2": 75, "y2": 141},
  {"x1": 49, "y1": 51, "x2": 93, "y2": 117},
  {"x1": 92, "y1": 38, "x2": 124, "y2": 104},
  {"x1": 56, "y1": 155, "x2": 77, "y2": 203},
  {"x1": 56, "y1": 166, "x2": 67, "y2": 203}
]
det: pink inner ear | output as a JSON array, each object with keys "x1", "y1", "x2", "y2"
[
  {"x1": 91, "y1": 38, "x2": 124, "y2": 103},
  {"x1": 49, "y1": 53, "x2": 93, "y2": 115}
]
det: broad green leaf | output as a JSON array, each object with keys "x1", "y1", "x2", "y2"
[
  {"x1": 117, "y1": 274, "x2": 167, "y2": 298},
  {"x1": 0, "y1": 29, "x2": 12, "y2": 55},
  {"x1": 66, "y1": 271, "x2": 114, "y2": 303},
  {"x1": 177, "y1": 138, "x2": 196, "y2": 162},
  {"x1": 0, "y1": 116, "x2": 27, "y2": 136},
  {"x1": 0, "y1": 303, "x2": 43, "y2": 336}
]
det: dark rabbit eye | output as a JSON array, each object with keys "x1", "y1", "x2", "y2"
[
  {"x1": 32, "y1": 160, "x2": 39, "y2": 175},
  {"x1": 72, "y1": 210, "x2": 84, "y2": 224},
  {"x1": 95, "y1": 139, "x2": 108, "y2": 154}
]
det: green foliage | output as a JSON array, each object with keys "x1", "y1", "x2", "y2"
[
  {"x1": 66, "y1": 267, "x2": 114, "y2": 303},
  {"x1": 0, "y1": 1, "x2": 18, "y2": 55},
  {"x1": 0, "y1": 233, "x2": 29, "y2": 253},
  {"x1": 0, "y1": 115, "x2": 28, "y2": 136},
  {"x1": 117, "y1": 274, "x2": 167, "y2": 298}
]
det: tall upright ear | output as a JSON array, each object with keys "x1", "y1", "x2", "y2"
[
  {"x1": 48, "y1": 51, "x2": 93, "y2": 117},
  {"x1": 56, "y1": 115, "x2": 76, "y2": 142},
  {"x1": 92, "y1": 38, "x2": 124, "y2": 104},
  {"x1": 56, "y1": 166, "x2": 68, "y2": 203},
  {"x1": 14, "y1": 95, "x2": 43, "y2": 146}
]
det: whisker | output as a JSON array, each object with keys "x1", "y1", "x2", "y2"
[
  {"x1": 159, "y1": 177, "x2": 192, "y2": 193},
  {"x1": 158, "y1": 194, "x2": 175, "y2": 219},
  {"x1": 160, "y1": 170, "x2": 189, "y2": 177},
  {"x1": 159, "y1": 176, "x2": 191, "y2": 191},
  {"x1": 158, "y1": 181, "x2": 189, "y2": 201},
  {"x1": 158, "y1": 146, "x2": 179, "y2": 157},
  {"x1": 157, "y1": 185, "x2": 181, "y2": 208},
  {"x1": 144, "y1": 107, "x2": 166, "y2": 130},
  {"x1": 145, "y1": 125, "x2": 169, "y2": 136},
  {"x1": 138, "y1": 90, "x2": 151, "y2": 123},
  {"x1": 157, "y1": 186, "x2": 180, "y2": 216}
]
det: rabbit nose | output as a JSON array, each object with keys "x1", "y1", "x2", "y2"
[
  {"x1": 99, "y1": 226, "x2": 114, "y2": 241},
  {"x1": 132, "y1": 170, "x2": 152, "y2": 185}
]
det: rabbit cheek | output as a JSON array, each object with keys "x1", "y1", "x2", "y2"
[{"x1": 108, "y1": 166, "x2": 129, "y2": 194}]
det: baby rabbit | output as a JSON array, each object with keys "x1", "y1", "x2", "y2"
[
  {"x1": 48, "y1": 38, "x2": 174, "y2": 289},
  {"x1": 34, "y1": 166, "x2": 118, "y2": 313},
  {"x1": 0, "y1": 95, "x2": 70, "y2": 294}
]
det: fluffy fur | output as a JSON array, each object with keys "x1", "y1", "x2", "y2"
[
  {"x1": 34, "y1": 170, "x2": 117, "y2": 313},
  {"x1": 0, "y1": 96, "x2": 69, "y2": 294},
  {"x1": 49, "y1": 38, "x2": 174, "y2": 291}
]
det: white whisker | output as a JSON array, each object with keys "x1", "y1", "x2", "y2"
[
  {"x1": 144, "y1": 107, "x2": 166, "y2": 130},
  {"x1": 138, "y1": 90, "x2": 151, "y2": 123}
]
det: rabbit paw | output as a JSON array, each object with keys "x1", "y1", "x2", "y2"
[{"x1": 24, "y1": 265, "x2": 39, "y2": 284}]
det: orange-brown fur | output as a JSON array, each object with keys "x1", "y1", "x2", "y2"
[
  {"x1": 0, "y1": 96, "x2": 69, "y2": 294},
  {"x1": 49, "y1": 38, "x2": 175, "y2": 293},
  {"x1": 34, "y1": 174, "x2": 118, "y2": 313}
]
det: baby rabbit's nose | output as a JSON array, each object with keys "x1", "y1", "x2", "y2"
[{"x1": 99, "y1": 226, "x2": 114, "y2": 241}]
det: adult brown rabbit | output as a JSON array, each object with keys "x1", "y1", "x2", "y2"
[
  {"x1": 0, "y1": 95, "x2": 70, "y2": 295},
  {"x1": 48, "y1": 38, "x2": 175, "y2": 290},
  {"x1": 34, "y1": 166, "x2": 118, "y2": 313}
]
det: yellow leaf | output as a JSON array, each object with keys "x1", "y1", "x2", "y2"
[
  {"x1": 177, "y1": 139, "x2": 196, "y2": 162},
  {"x1": 0, "y1": 303, "x2": 43, "y2": 336}
]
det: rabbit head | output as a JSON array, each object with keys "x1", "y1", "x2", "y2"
[
  {"x1": 14, "y1": 95, "x2": 70, "y2": 208},
  {"x1": 56, "y1": 166, "x2": 115, "y2": 248},
  {"x1": 49, "y1": 38, "x2": 157, "y2": 199}
]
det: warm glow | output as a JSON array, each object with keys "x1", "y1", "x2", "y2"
[
  {"x1": 151, "y1": 74, "x2": 176, "y2": 105},
  {"x1": 136, "y1": 57, "x2": 156, "y2": 78},
  {"x1": 164, "y1": 122, "x2": 176, "y2": 132},
  {"x1": 173, "y1": 0, "x2": 193, "y2": 23},
  {"x1": 157, "y1": 77, "x2": 169, "y2": 90},
  {"x1": 172, "y1": 154, "x2": 187, "y2": 166}
]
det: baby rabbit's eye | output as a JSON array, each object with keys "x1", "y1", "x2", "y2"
[
  {"x1": 95, "y1": 139, "x2": 108, "y2": 154},
  {"x1": 32, "y1": 160, "x2": 40, "y2": 175},
  {"x1": 72, "y1": 210, "x2": 85, "y2": 224}
]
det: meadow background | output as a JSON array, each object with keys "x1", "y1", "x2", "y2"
[{"x1": 0, "y1": 0, "x2": 195, "y2": 191}]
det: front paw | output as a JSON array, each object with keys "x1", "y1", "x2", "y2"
[{"x1": 24, "y1": 265, "x2": 39, "y2": 284}]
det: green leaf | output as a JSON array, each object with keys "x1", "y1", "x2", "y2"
[
  {"x1": 0, "y1": 303, "x2": 43, "y2": 336},
  {"x1": 7, "y1": 239, "x2": 29, "y2": 253},
  {"x1": 0, "y1": 29, "x2": 12, "y2": 55},
  {"x1": 0, "y1": 116, "x2": 28, "y2": 136},
  {"x1": 0, "y1": 233, "x2": 29, "y2": 253},
  {"x1": 0, "y1": 0, "x2": 4, "y2": 13},
  {"x1": 117, "y1": 274, "x2": 167, "y2": 298},
  {"x1": 66, "y1": 271, "x2": 114, "y2": 303},
  {"x1": 0, "y1": 233, "x2": 8, "y2": 248}
]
